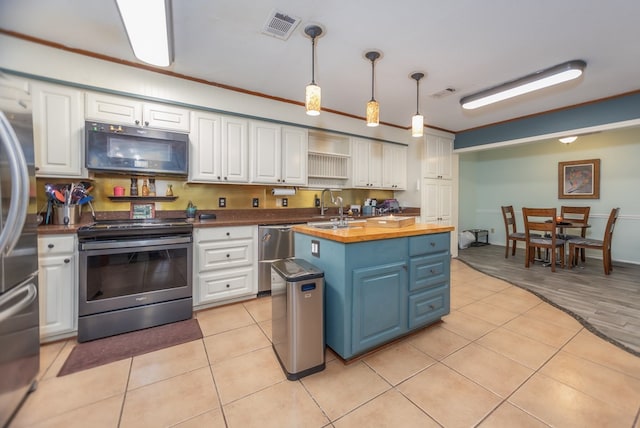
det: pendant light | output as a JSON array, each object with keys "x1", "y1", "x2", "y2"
[
  {"x1": 410, "y1": 72, "x2": 425, "y2": 137},
  {"x1": 304, "y1": 25, "x2": 323, "y2": 116},
  {"x1": 364, "y1": 51, "x2": 381, "y2": 127}
]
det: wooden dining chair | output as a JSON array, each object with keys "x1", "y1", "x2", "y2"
[
  {"x1": 501, "y1": 205, "x2": 541, "y2": 258},
  {"x1": 522, "y1": 208, "x2": 566, "y2": 272},
  {"x1": 569, "y1": 208, "x2": 620, "y2": 275},
  {"x1": 560, "y1": 206, "x2": 591, "y2": 262}
]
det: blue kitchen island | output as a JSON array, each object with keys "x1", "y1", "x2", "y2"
[{"x1": 293, "y1": 222, "x2": 454, "y2": 360}]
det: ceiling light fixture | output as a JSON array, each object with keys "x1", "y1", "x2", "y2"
[
  {"x1": 559, "y1": 136, "x2": 578, "y2": 144},
  {"x1": 410, "y1": 72, "x2": 425, "y2": 138},
  {"x1": 460, "y1": 60, "x2": 586, "y2": 110},
  {"x1": 116, "y1": 0, "x2": 173, "y2": 67},
  {"x1": 364, "y1": 51, "x2": 381, "y2": 127},
  {"x1": 304, "y1": 24, "x2": 323, "y2": 116}
]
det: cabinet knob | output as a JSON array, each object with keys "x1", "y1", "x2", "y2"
[
  {"x1": 430, "y1": 242, "x2": 436, "y2": 247},
  {"x1": 429, "y1": 304, "x2": 435, "y2": 310},
  {"x1": 226, "y1": 232, "x2": 230, "y2": 236},
  {"x1": 226, "y1": 284, "x2": 230, "y2": 288},
  {"x1": 430, "y1": 269, "x2": 436, "y2": 274},
  {"x1": 48, "y1": 243, "x2": 54, "y2": 249},
  {"x1": 226, "y1": 254, "x2": 230, "y2": 258},
  {"x1": 217, "y1": 176, "x2": 221, "y2": 180},
  {"x1": 144, "y1": 121, "x2": 149, "y2": 126},
  {"x1": 135, "y1": 120, "x2": 140, "y2": 125},
  {"x1": 64, "y1": 258, "x2": 70, "y2": 264},
  {"x1": 224, "y1": 177, "x2": 228, "y2": 180}
]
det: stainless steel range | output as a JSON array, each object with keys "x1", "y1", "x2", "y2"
[{"x1": 77, "y1": 219, "x2": 193, "y2": 342}]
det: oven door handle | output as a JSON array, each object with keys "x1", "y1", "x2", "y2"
[{"x1": 80, "y1": 235, "x2": 192, "y2": 250}]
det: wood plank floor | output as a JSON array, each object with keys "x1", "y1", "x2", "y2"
[{"x1": 456, "y1": 244, "x2": 640, "y2": 356}]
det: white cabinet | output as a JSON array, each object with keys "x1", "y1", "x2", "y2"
[
  {"x1": 38, "y1": 234, "x2": 78, "y2": 341},
  {"x1": 189, "y1": 111, "x2": 249, "y2": 183},
  {"x1": 193, "y1": 226, "x2": 258, "y2": 307},
  {"x1": 250, "y1": 121, "x2": 308, "y2": 186},
  {"x1": 424, "y1": 134, "x2": 453, "y2": 179},
  {"x1": 382, "y1": 144, "x2": 407, "y2": 190},
  {"x1": 85, "y1": 92, "x2": 190, "y2": 132},
  {"x1": 421, "y1": 179, "x2": 452, "y2": 225},
  {"x1": 352, "y1": 138, "x2": 383, "y2": 188},
  {"x1": 31, "y1": 82, "x2": 86, "y2": 177}
]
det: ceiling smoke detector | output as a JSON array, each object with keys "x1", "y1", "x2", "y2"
[
  {"x1": 430, "y1": 87, "x2": 457, "y2": 99},
  {"x1": 262, "y1": 10, "x2": 301, "y2": 40}
]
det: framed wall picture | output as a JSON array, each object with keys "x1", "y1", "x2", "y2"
[
  {"x1": 558, "y1": 159, "x2": 600, "y2": 199},
  {"x1": 130, "y1": 202, "x2": 156, "y2": 219}
]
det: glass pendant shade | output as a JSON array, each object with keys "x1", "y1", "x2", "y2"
[
  {"x1": 306, "y1": 84, "x2": 321, "y2": 116},
  {"x1": 410, "y1": 72, "x2": 425, "y2": 138},
  {"x1": 304, "y1": 25, "x2": 323, "y2": 116},
  {"x1": 412, "y1": 114, "x2": 424, "y2": 137},
  {"x1": 366, "y1": 100, "x2": 379, "y2": 127}
]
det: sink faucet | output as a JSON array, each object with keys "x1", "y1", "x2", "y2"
[
  {"x1": 320, "y1": 188, "x2": 330, "y2": 216},
  {"x1": 331, "y1": 194, "x2": 346, "y2": 226}
]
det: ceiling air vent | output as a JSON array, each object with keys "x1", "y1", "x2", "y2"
[
  {"x1": 262, "y1": 10, "x2": 301, "y2": 40},
  {"x1": 430, "y1": 87, "x2": 457, "y2": 99}
]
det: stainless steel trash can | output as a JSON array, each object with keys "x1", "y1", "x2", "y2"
[{"x1": 271, "y1": 258, "x2": 325, "y2": 380}]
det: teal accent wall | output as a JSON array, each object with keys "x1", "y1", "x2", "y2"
[
  {"x1": 458, "y1": 127, "x2": 640, "y2": 264},
  {"x1": 455, "y1": 91, "x2": 640, "y2": 149}
]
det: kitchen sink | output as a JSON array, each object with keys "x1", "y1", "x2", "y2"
[{"x1": 306, "y1": 219, "x2": 366, "y2": 229}]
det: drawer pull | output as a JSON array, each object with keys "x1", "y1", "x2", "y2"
[
  {"x1": 226, "y1": 232, "x2": 230, "y2": 236},
  {"x1": 64, "y1": 258, "x2": 70, "y2": 264},
  {"x1": 48, "y1": 243, "x2": 54, "y2": 249},
  {"x1": 226, "y1": 254, "x2": 230, "y2": 258},
  {"x1": 430, "y1": 269, "x2": 436, "y2": 274},
  {"x1": 226, "y1": 284, "x2": 230, "y2": 288},
  {"x1": 430, "y1": 242, "x2": 436, "y2": 247}
]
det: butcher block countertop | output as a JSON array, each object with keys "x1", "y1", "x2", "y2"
[{"x1": 292, "y1": 222, "x2": 454, "y2": 243}]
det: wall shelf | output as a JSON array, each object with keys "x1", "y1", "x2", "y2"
[{"x1": 107, "y1": 196, "x2": 179, "y2": 202}]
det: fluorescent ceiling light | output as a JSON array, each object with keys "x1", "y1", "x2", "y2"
[
  {"x1": 460, "y1": 60, "x2": 586, "y2": 110},
  {"x1": 116, "y1": 0, "x2": 173, "y2": 67}
]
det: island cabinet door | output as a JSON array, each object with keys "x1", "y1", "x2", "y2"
[{"x1": 351, "y1": 262, "x2": 408, "y2": 355}]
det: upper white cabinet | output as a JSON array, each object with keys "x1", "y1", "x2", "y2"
[
  {"x1": 31, "y1": 82, "x2": 87, "y2": 177},
  {"x1": 352, "y1": 138, "x2": 383, "y2": 188},
  {"x1": 85, "y1": 92, "x2": 190, "y2": 132},
  {"x1": 189, "y1": 111, "x2": 249, "y2": 183},
  {"x1": 424, "y1": 133, "x2": 453, "y2": 180},
  {"x1": 250, "y1": 121, "x2": 308, "y2": 186},
  {"x1": 382, "y1": 144, "x2": 407, "y2": 190}
]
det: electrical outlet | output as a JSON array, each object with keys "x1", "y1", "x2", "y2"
[
  {"x1": 218, "y1": 197, "x2": 226, "y2": 208},
  {"x1": 282, "y1": 198, "x2": 288, "y2": 207},
  {"x1": 252, "y1": 198, "x2": 259, "y2": 208}
]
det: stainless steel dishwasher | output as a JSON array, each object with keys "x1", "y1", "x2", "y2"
[{"x1": 258, "y1": 224, "x2": 296, "y2": 296}]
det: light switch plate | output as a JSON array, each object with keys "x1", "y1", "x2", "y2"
[
  {"x1": 252, "y1": 198, "x2": 259, "y2": 208},
  {"x1": 311, "y1": 239, "x2": 320, "y2": 257}
]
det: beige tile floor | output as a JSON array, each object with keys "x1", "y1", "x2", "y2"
[{"x1": 11, "y1": 260, "x2": 640, "y2": 428}]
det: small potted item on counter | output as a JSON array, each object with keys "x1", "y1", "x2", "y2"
[
  {"x1": 130, "y1": 177, "x2": 139, "y2": 196},
  {"x1": 186, "y1": 200, "x2": 197, "y2": 220},
  {"x1": 148, "y1": 178, "x2": 156, "y2": 196}
]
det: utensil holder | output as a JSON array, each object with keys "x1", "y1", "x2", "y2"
[{"x1": 53, "y1": 204, "x2": 81, "y2": 225}]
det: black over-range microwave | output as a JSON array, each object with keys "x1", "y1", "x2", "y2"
[{"x1": 85, "y1": 121, "x2": 189, "y2": 176}]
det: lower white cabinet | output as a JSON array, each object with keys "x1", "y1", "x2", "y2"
[
  {"x1": 421, "y1": 178, "x2": 452, "y2": 225},
  {"x1": 193, "y1": 226, "x2": 258, "y2": 307},
  {"x1": 38, "y1": 234, "x2": 78, "y2": 341}
]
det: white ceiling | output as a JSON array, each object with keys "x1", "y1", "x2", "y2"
[{"x1": 1, "y1": 0, "x2": 639, "y2": 133}]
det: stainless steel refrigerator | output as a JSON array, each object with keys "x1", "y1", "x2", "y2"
[{"x1": 0, "y1": 74, "x2": 40, "y2": 427}]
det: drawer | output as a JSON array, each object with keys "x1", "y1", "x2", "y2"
[
  {"x1": 197, "y1": 267, "x2": 254, "y2": 301},
  {"x1": 409, "y1": 254, "x2": 449, "y2": 292},
  {"x1": 38, "y1": 235, "x2": 76, "y2": 255},
  {"x1": 409, "y1": 233, "x2": 449, "y2": 256},
  {"x1": 195, "y1": 226, "x2": 254, "y2": 242},
  {"x1": 408, "y1": 286, "x2": 450, "y2": 329},
  {"x1": 198, "y1": 239, "x2": 253, "y2": 271}
]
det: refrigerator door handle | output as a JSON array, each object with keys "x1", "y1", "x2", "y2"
[
  {"x1": 0, "y1": 278, "x2": 37, "y2": 324},
  {"x1": 0, "y1": 112, "x2": 30, "y2": 257}
]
